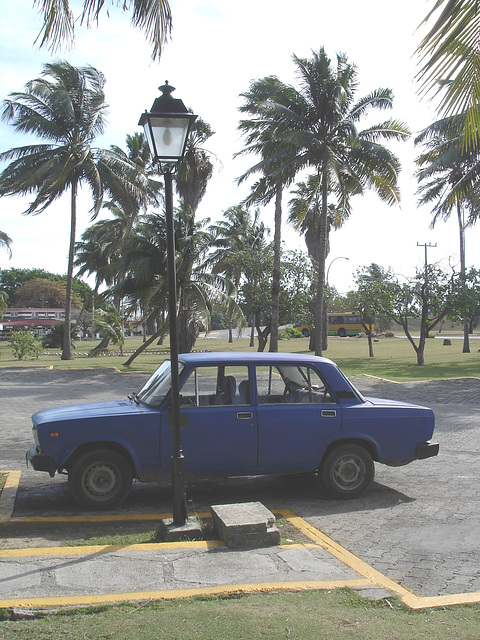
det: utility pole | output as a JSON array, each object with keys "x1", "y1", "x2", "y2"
[
  {"x1": 417, "y1": 242, "x2": 437, "y2": 282},
  {"x1": 415, "y1": 242, "x2": 438, "y2": 366}
]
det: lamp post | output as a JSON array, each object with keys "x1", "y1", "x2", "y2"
[
  {"x1": 139, "y1": 82, "x2": 197, "y2": 526},
  {"x1": 326, "y1": 256, "x2": 349, "y2": 285}
]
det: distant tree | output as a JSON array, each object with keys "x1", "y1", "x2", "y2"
[
  {"x1": 0, "y1": 268, "x2": 91, "y2": 305},
  {"x1": 448, "y1": 267, "x2": 480, "y2": 334},
  {"x1": 238, "y1": 248, "x2": 313, "y2": 352},
  {"x1": 389, "y1": 265, "x2": 456, "y2": 365},
  {"x1": 239, "y1": 246, "x2": 274, "y2": 352},
  {"x1": 13, "y1": 278, "x2": 82, "y2": 309},
  {"x1": 351, "y1": 265, "x2": 397, "y2": 357},
  {"x1": 0, "y1": 268, "x2": 52, "y2": 300}
]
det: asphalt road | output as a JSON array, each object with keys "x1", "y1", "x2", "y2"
[{"x1": 1, "y1": 365, "x2": 479, "y2": 598}]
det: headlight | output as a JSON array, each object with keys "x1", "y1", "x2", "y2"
[{"x1": 32, "y1": 422, "x2": 40, "y2": 446}]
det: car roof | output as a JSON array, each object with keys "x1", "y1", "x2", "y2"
[{"x1": 177, "y1": 352, "x2": 335, "y2": 366}]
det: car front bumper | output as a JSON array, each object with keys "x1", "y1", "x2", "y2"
[
  {"x1": 26, "y1": 445, "x2": 56, "y2": 477},
  {"x1": 416, "y1": 441, "x2": 439, "y2": 460}
]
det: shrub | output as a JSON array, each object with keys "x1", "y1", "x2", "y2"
[
  {"x1": 42, "y1": 322, "x2": 76, "y2": 349},
  {"x1": 9, "y1": 329, "x2": 43, "y2": 360},
  {"x1": 282, "y1": 327, "x2": 304, "y2": 340}
]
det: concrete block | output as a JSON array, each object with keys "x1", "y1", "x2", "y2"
[
  {"x1": 158, "y1": 516, "x2": 203, "y2": 542},
  {"x1": 211, "y1": 502, "x2": 280, "y2": 548}
]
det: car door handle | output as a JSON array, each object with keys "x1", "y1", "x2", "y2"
[
  {"x1": 237, "y1": 412, "x2": 253, "y2": 420},
  {"x1": 322, "y1": 410, "x2": 337, "y2": 418}
]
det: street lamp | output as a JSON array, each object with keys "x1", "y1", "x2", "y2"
[
  {"x1": 139, "y1": 82, "x2": 197, "y2": 526},
  {"x1": 326, "y1": 256, "x2": 349, "y2": 285}
]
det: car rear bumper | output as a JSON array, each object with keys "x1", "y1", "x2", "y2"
[
  {"x1": 26, "y1": 445, "x2": 56, "y2": 477},
  {"x1": 416, "y1": 441, "x2": 439, "y2": 460}
]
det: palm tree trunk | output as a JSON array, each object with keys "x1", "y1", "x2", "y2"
[
  {"x1": 61, "y1": 179, "x2": 77, "y2": 360},
  {"x1": 458, "y1": 203, "x2": 470, "y2": 353},
  {"x1": 123, "y1": 326, "x2": 168, "y2": 366},
  {"x1": 269, "y1": 187, "x2": 282, "y2": 352},
  {"x1": 314, "y1": 172, "x2": 329, "y2": 357}
]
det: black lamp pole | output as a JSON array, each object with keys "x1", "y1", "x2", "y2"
[{"x1": 139, "y1": 82, "x2": 197, "y2": 526}]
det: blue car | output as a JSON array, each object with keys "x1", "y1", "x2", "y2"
[{"x1": 27, "y1": 352, "x2": 438, "y2": 509}]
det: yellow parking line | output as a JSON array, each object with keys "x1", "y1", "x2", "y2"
[
  {"x1": 0, "y1": 579, "x2": 371, "y2": 610},
  {"x1": 276, "y1": 509, "x2": 480, "y2": 610},
  {"x1": 0, "y1": 539, "x2": 224, "y2": 558},
  {"x1": 0, "y1": 470, "x2": 22, "y2": 522},
  {"x1": 4, "y1": 511, "x2": 212, "y2": 525}
]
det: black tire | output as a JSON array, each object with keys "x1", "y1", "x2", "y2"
[
  {"x1": 320, "y1": 444, "x2": 374, "y2": 499},
  {"x1": 68, "y1": 449, "x2": 133, "y2": 509},
  {"x1": 338, "y1": 327, "x2": 347, "y2": 337},
  {"x1": 302, "y1": 328, "x2": 310, "y2": 337}
]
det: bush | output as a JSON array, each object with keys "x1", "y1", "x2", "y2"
[
  {"x1": 42, "y1": 322, "x2": 76, "y2": 349},
  {"x1": 282, "y1": 327, "x2": 304, "y2": 340},
  {"x1": 9, "y1": 329, "x2": 43, "y2": 360}
]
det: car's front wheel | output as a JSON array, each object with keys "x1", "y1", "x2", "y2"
[
  {"x1": 68, "y1": 449, "x2": 133, "y2": 509},
  {"x1": 320, "y1": 444, "x2": 374, "y2": 499}
]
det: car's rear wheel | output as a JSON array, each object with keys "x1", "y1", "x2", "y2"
[
  {"x1": 68, "y1": 449, "x2": 133, "y2": 509},
  {"x1": 320, "y1": 444, "x2": 374, "y2": 499}
]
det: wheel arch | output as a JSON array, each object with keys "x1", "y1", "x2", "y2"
[
  {"x1": 63, "y1": 441, "x2": 137, "y2": 477},
  {"x1": 320, "y1": 437, "x2": 379, "y2": 469}
]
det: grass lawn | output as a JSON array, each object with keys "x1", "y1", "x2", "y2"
[
  {"x1": 1, "y1": 590, "x2": 480, "y2": 639},
  {"x1": 0, "y1": 330, "x2": 478, "y2": 380}
]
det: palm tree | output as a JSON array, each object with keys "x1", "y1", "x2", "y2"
[
  {"x1": 110, "y1": 132, "x2": 163, "y2": 225},
  {"x1": 94, "y1": 303, "x2": 126, "y2": 356},
  {"x1": 75, "y1": 132, "x2": 162, "y2": 349},
  {"x1": 74, "y1": 204, "x2": 133, "y2": 338},
  {"x1": 0, "y1": 231, "x2": 12, "y2": 259},
  {"x1": 118, "y1": 209, "x2": 243, "y2": 363},
  {"x1": 289, "y1": 177, "x2": 345, "y2": 350},
  {"x1": 238, "y1": 48, "x2": 410, "y2": 355},
  {"x1": 416, "y1": 0, "x2": 480, "y2": 150},
  {"x1": 237, "y1": 76, "x2": 296, "y2": 352},
  {"x1": 175, "y1": 117, "x2": 215, "y2": 214},
  {"x1": 208, "y1": 205, "x2": 267, "y2": 342},
  {"x1": 33, "y1": 0, "x2": 172, "y2": 61},
  {"x1": 0, "y1": 61, "x2": 147, "y2": 359},
  {"x1": 415, "y1": 115, "x2": 480, "y2": 352}
]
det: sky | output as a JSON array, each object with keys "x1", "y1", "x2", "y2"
[{"x1": 1, "y1": 0, "x2": 479, "y2": 294}]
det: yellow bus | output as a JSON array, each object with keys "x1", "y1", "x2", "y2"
[
  {"x1": 328, "y1": 313, "x2": 374, "y2": 337},
  {"x1": 296, "y1": 313, "x2": 374, "y2": 338}
]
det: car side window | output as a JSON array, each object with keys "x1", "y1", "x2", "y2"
[
  {"x1": 256, "y1": 366, "x2": 286, "y2": 404},
  {"x1": 256, "y1": 365, "x2": 334, "y2": 404},
  {"x1": 180, "y1": 366, "x2": 250, "y2": 407}
]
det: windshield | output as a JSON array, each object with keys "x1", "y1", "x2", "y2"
[{"x1": 136, "y1": 360, "x2": 184, "y2": 407}]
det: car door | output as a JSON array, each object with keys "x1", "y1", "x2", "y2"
[
  {"x1": 160, "y1": 364, "x2": 258, "y2": 476},
  {"x1": 254, "y1": 364, "x2": 342, "y2": 473}
]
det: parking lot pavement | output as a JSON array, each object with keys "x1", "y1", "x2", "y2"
[
  {"x1": 1, "y1": 367, "x2": 480, "y2": 607},
  {"x1": 0, "y1": 513, "x2": 371, "y2": 609}
]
